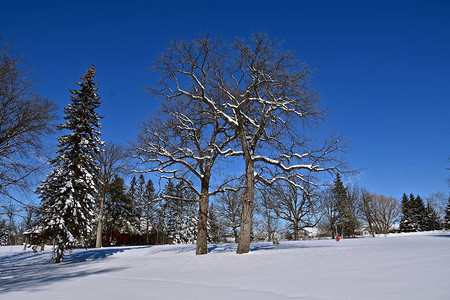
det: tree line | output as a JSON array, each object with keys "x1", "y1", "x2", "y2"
[{"x1": 0, "y1": 34, "x2": 449, "y2": 263}]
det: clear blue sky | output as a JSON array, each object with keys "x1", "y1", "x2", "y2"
[{"x1": 2, "y1": 0, "x2": 449, "y2": 199}]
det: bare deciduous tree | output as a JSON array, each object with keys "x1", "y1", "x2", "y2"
[
  {"x1": 425, "y1": 191, "x2": 448, "y2": 220},
  {"x1": 216, "y1": 186, "x2": 243, "y2": 243},
  {"x1": 359, "y1": 190, "x2": 399, "y2": 235},
  {"x1": 137, "y1": 33, "x2": 346, "y2": 254},
  {"x1": 318, "y1": 187, "x2": 341, "y2": 238},
  {"x1": 269, "y1": 180, "x2": 320, "y2": 240},
  {"x1": 134, "y1": 36, "x2": 238, "y2": 255},
  {"x1": 216, "y1": 34, "x2": 345, "y2": 253},
  {"x1": 95, "y1": 142, "x2": 130, "y2": 248},
  {"x1": 257, "y1": 189, "x2": 279, "y2": 242},
  {"x1": 359, "y1": 188, "x2": 376, "y2": 237},
  {"x1": 0, "y1": 39, "x2": 57, "y2": 209}
]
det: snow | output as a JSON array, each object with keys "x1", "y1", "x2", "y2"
[{"x1": 1, "y1": 232, "x2": 449, "y2": 299}]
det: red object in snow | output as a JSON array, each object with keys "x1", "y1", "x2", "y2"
[{"x1": 336, "y1": 236, "x2": 340, "y2": 242}]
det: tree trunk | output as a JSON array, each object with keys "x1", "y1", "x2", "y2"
[
  {"x1": 233, "y1": 226, "x2": 239, "y2": 243},
  {"x1": 367, "y1": 218, "x2": 375, "y2": 237},
  {"x1": 293, "y1": 220, "x2": 299, "y2": 240},
  {"x1": 146, "y1": 210, "x2": 150, "y2": 245},
  {"x1": 196, "y1": 179, "x2": 210, "y2": 255},
  {"x1": 237, "y1": 159, "x2": 255, "y2": 254},
  {"x1": 267, "y1": 211, "x2": 272, "y2": 242},
  {"x1": 95, "y1": 190, "x2": 106, "y2": 248},
  {"x1": 55, "y1": 244, "x2": 63, "y2": 263}
]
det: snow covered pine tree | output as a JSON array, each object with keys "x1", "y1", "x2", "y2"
[{"x1": 37, "y1": 65, "x2": 104, "y2": 263}]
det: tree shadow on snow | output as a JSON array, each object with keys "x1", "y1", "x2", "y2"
[
  {"x1": 208, "y1": 241, "x2": 332, "y2": 254},
  {"x1": 0, "y1": 247, "x2": 132, "y2": 293},
  {"x1": 208, "y1": 243, "x2": 237, "y2": 253},
  {"x1": 429, "y1": 233, "x2": 450, "y2": 238},
  {"x1": 63, "y1": 246, "x2": 151, "y2": 263}
]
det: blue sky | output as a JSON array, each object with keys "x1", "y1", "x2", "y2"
[{"x1": 2, "y1": 0, "x2": 449, "y2": 198}]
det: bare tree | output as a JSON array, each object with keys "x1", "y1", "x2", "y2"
[
  {"x1": 0, "y1": 39, "x2": 57, "y2": 208},
  {"x1": 359, "y1": 188, "x2": 376, "y2": 237},
  {"x1": 95, "y1": 142, "x2": 130, "y2": 248},
  {"x1": 318, "y1": 187, "x2": 339, "y2": 238},
  {"x1": 269, "y1": 180, "x2": 320, "y2": 240},
  {"x1": 425, "y1": 191, "x2": 448, "y2": 220},
  {"x1": 341, "y1": 183, "x2": 360, "y2": 237},
  {"x1": 359, "y1": 190, "x2": 399, "y2": 235},
  {"x1": 217, "y1": 34, "x2": 345, "y2": 253},
  {"x1": 372, "y1": 194, "x2": 399, "y2": 234},
  {"x1": 138, "y1": 33, "x2": 346, "y2": 254},
  {"x1": 134, "y1": 35, "x2": 238, "y2": 255},
  {"x1": 215, "y1": 186, "x2": 243, "y2": 243},
  {"x1": 257, "y1": 189, "x2": 279, "y2": 242}
]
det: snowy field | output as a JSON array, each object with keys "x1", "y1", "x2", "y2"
[{"x1": 1, "y1": 232, "x2": 449, "y2": 300}]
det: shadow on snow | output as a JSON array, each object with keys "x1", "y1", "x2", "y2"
[
  {"x1": 428, "y1": 233, "x2": 450, "y2": 238},
  {"x1": 208, "y1": 241, "x2": 332, "y2": 254},
  {"x1": 0, "y1": 247, "x2": 136, "y2": 293}
]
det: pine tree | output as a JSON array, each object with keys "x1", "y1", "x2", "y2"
[
  {"x1": 207, "y1": 204, "x2": 222, "y2": 243},
  {"x1": 161, "y1": 180, "x2": 198, "y2": 244},
  {"x1": 136, "y1": 175, "x2": 146, "y2": 228},
  {"x1": 178, "y1": 183, "x2": 198, "y2": 244},
  {"x1": 332, "y1": 173, "x2": 358, "y2": 237},
  {"x1": 142, "y1": 179, "x2": 156, "y2": 244},
  {"x1": 411, "y1": 195, "x2": 427, "y2": 231},
  {"x1": 399, "y1": 193, "x2": 414, "y2": 232},
  {"x1": 0, "y1": 219, "x2": 9, "y2": 246},
  {"x1": 424, "y1": 202, "x2": 441, "y2": 231},
  {"x1": 444, "y1": 197, "x2": 450, "y2": 230},
  {"x1": 104, "y1": 176, "x2": 138, "y2": 245},
  {"x1": 128, "y1": 176, "x2": 138, "y2": 203},
  {"x1": 161, "y1": 179, "x2": 177, "y2": 243},
  {"x1": 37, "y1": 65, "x2": 103, "y2": 263}
]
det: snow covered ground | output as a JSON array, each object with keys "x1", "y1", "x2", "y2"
[{"x1": 1, "y1": 232, "x2": 449, "y2": 299}]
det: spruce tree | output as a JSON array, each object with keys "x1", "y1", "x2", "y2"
[
  {"x1": 161, "y1": 179, "x2": 177, "y2": 243},
  {"x1": 444, "y1": 197, "x2": 450, "y2": 230},
  {"x1": 142, "y1": 179, "x2": 156, "y2": 244},
  {"x1": 399, "y1": 193, "x2": 414, "y2": 232},
  {"x1": 332, "y1": 173, "x2": 357, "y2": 237},
  {"x1": 0, "y1": 219, "x2": 9, "y2": 246},
  {"x1": 411, "y1": 195, "x2": 427, "y2": 231},
  {"x1": 128, "y1": 176, "x2": 138, "y2": 203},
  {"x1": 178, "y1": 183, "x2": 198, "y2": 244},
  {"x1": 207, "y1": 204, "x2": 222, "y2": 243},
  {"x1": 104, "y1": 176, "x2": 138, "y2": 245},
  {"x1": 37, "y1": 65, "x2": 103, "y2": 263},
  {"x1": 424, "y1": 202, "x2": 441, "y2": 231},
  {"x1": 161, "y1": 180, "x2": 198, "y2": 244}
]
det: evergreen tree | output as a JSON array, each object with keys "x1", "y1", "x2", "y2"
[
  {"x1": 0, "y1": 219, "x2": 9, "y2": 246},
  {"x1": 411, "y1": 195, "x2": 427, "y2": 231},
  {"x1": 104, "y1": 176, "x2": 139, "y2": 245},
  {"x1": 127, "y1": 176, "x2": 139, "y2": 239},
  {"x1": 207, "y1": 204, "x2": 222, "y2": 243},
  {"x1": 400, "y1": 194, "x2": 430, "y2": 232},
  {"x1": 161, "y1": 179, "x2": 177, "y2": 243},
  {"x1": 128, "y1": 174, "x2": 146, "y2": 238},
  {"x1": 332, "y1": 173, "x2": 358, "y2": 237},
  {"x1": 161, "y1": 180, "x2": 198, "y2": 244},
  {"x1": 142, "y1": 179, "x2": 156, "y2": 244},
  {"x1": 37, "y1": 65, "x2": 104, "y2": 263},
  {"x1": 128, "y1": 176, "x2": 138, "y2": 204},
  {"x1": 424, "y1": 202, "x2": 441, "y2": 231},
  {"x1": 399, "y1": 193, "x2": 414, "y2": 232},
  {"x1": 136, "y1": 174, "x2": 146, "y2": 228},
  {"x1": 444, "y1": 197, "x2": 450, "y2": 230}
]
